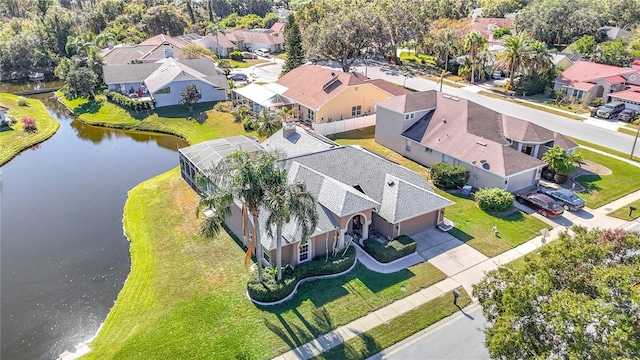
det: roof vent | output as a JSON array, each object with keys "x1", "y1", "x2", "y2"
[
  {"x1": 443, "y1": 95, "x2": 451, "y2": 99},
  {"x1": 476, "y1": 141, "x2": 487, "y2": 146},
  {"x1": 387, "y1": 180, "x2": 395, "y2": 187},
  {"x1": 442, "y1": 118, "x2": 447, "y2": 123},
  {"x1": 451, "y1": 97, "x2": 460, "y2": 102}
]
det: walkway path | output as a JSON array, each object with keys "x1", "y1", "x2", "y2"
[{"x1": 274, "y1": 191, "x2": 640, "y2": 360}]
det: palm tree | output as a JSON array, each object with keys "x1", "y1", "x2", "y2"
[
  {"x1": 95, "y1": 32, "x2": 116, "y2": 49},
  {"x1": 264, "y1": 180, "x2": 318, "y2": 281},
  {"x1": 542, "y1": 146, "x2": 583, "y2": 183},
  {"x1": 275, "y1": 107, "x2": 296, "y2": 124},
  {"x1": 464, "y1": 30, "x2": 488, "y2": 84},
  {"x1": 527, "y1": 40, "x2": 553, "y2": 75},
  {"x1": 252, "y1": 109, "x2": 281, "y2": 137},
  {"x1": 436, "y1": 29, "x2": 455, "y2": 71},
  {"x1": 494, "y1": 33, "x2": 532, "y2": 85}
]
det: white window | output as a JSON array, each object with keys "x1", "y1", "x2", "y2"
[
  {"x1": 299, "y1": 242, "x2": 310, "y2": 262},
  {"x1": 405, "y1": 139, "x2": 412, "y2": 152},
  {"x1": 405, "y1": 114, "x2": 410, "y2": 120},
  {"x1": 307, "y1": 108, "x2": 314, "y2": 121},
  {"x1": 410, "y1": 113, "x2": 415, "y2": 119},
  {"x1": 424, "y1": 147, "x2": 432, "y2": 153},
  {"x1": 352, "y1": 105, "x2": 362, "y2": 116}
]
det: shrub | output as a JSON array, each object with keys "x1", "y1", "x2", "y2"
[
  {"x1": 242, "y1": 116, "x2": 254, "y2": 131},
  {"x1": 363, "y1": 235, "x2": 417, "y2": 263},
  {"x1": 17, "y1": 97, "x2": 29, "y2": 106},
  {"x1": 247, "y1": 246, "x2": 356, "y2": 303},
  {"x1": 474, "y1": 188, "x2": 514, "y2": 212},
  {"x1": 229, "y1": 51, "x2": 244, "y2": 61},
  {"x1": 592, "y1": 97, "x2": 604, "y2": 107},
  {"x1": 104, "y1": 90, "x2": 154, "y2": 111},
  {"x1": 213, "y1": 101, "x2": 233, "y2": 112},
  {"x1": 21, "y1": 116, "x2": 37, "y2": 132},
  {"x1": 430, "y1": 162, "x2": 469, "y2": 190}
]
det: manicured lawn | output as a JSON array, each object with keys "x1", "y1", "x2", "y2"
[
  {"x1": 608, "y1": 199, "x2": 640, "y2": 220},
  {"x1": 618, "y1": 125, "x2": 638, "y2": 137},
  {"x1": 58, "y1": 92, "x2": 252, "y2": 144},
  {"x1": 575, "y1": 148, "x2": 640, "y2": 208},
  {"x1": 568, "y1": 136, "x2": 640, "y2": 162},
  {"x1": 399, "y1": 51, "x2": 436, "y2": 65},
  {"x1": 312, "y1": 287, "x2": 471, "y2": 360},
  {"x1": 85, "y1": 167, "x2": 448, "y2": 359},
  {"x1": 225, "y1": 58, "x2": 268, "y2": 68},
  {"x1": 273, "y1": 53, "x2": 287, "y2": 60},
  {"x1": 0, "y1": 93, "x2": 60, "y2": 166},
  {"x1": 329, "y1": 127, "x2": 550, "y2": 257},
  {"x1": 477, "y1": 91, "x2": 584, "y2": 120},
  {"x1": 526, "y1": 93, "x2": 590, "y2": 114}
]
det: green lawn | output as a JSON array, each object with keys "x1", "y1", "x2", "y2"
[
  {"x1": 478, "y1": 91, "x2": 584, "y2": 120},
  {"x1": 84, "y1": 167, "x2": 449, "y2": 359},
  {"x1": 225, "y1": 58, "x2": 268, "y2": 68},
  {"x1": 312, "y1": 287, "x2": 471, "y2": 360},
  {"x1": 399, "y1": 51, "x2": 436, "y2": 65},
  {"x1": 568, "y1": 136, "x2": 640, "y2": 162},
  {"x1": 618, "y1": 125, "x2": 638, "y2": 137},
  {"x1": 526, "y1": 93, "x2": 590, "y2": 115},
  {"x1": 0, "y1": 93, "x2": 60, "y2": 166},
  {"x1": 329, "y1": 127, "x2": 550, "y2": 257},
  {"x1": 58, "y1": 92, "x2": 253, "y2": 144},
  {"x1": 575, "y1": 148, "x2": 640, "y2": 208},
  {"x1": 608, "y1": 199, "x2": 640, "y2": 220}
]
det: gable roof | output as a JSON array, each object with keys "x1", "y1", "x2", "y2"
[
  {"x1": 379, "y1": 174, "x2": 449, "y2": 223},
  {"x1": 226, "y1": 29, "x2": 284, "y2": 46},
  {"x1": 554, "y1": 61, "x2": 636, "y2": 86},
  {"x1": 365, "y1": 79, "x2": 413, "y2": 96},
  {"x1": 102, "y1": 63, "x2": 165, "y2": 85},
  {"x1": 138, "y1": 34, "x2": 188, "y2": 47},
  {"x1": 282, "y1": 146, "x2": 452, "y2": 223},
  {"x1": 102, "y1": 45, "x2": 158, "y2": 66},
  {"x1": 610, "y1": 89, "x2": 640, "y2": 102},
  {"x1": 144, "y1": 58, "x2": 228, "y2": 93},
  {"x1": 392, "y1": 91, "x2": 576, "y2": 176},
  {"x1": 270, "y1": 22, "x2": 285, "y2": 34}
]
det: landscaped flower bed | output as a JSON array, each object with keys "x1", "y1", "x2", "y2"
[
  {"x1": 247, "y1": 246, "x2": 356, "y2": 303},
  {"x1": 363, "y1": 235, "x2": 417, "y2": 263}
]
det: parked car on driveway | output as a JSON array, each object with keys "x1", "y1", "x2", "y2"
[
  {"x1": 618, "y1": 109, "x2": 640, "y2": 122},
  {"x1": 227, "y1": 73, "x2": 248, "y2": 81},
  {"x1": 491, "y1": 70, "x2": 502, "y2": 79},
  {"x1": 596, "y1": 101, "x2": 625, "y2": 119},
  {"x1": 515, "y1": 192, "x2": 564, "y2": 217},
  {"x1": 538, "y1": 187, "x2": 585, "y2": 211}
]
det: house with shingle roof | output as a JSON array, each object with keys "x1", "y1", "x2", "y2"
[
  {"x1": 375, "y1": 90, "x2": 578, "y2": 192},
  {"x1": 232, "y1": 65, "x2": 411, "y2": 127},
  {"x1": 101, "y1": 34, "x2": 191, "y2": 66},
  {"x1": 102, "y1": 58, "x2": 228, "y2": 107},
  {"x1": 553, "y1": 60, "x2": 640, "y2": 110},
  {"x1": 179, "y1": 124, "x2": 453, "y2": 268}
]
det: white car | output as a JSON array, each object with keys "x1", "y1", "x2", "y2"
[
  {"x1": 254, "y1": 48, "x2": 270, "y2": 57},
  {"x1": 492, "y1": 70, "x2": 502, "y2": 79}
]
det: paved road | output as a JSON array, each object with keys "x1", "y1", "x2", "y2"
[
  {"x1": 332, "y1": 60, "x2": 640, "y2": 158},
  {"x1": 373, "y1": 305, "x2": 490, "y2": 360}
]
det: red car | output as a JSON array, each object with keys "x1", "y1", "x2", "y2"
[{"x1": 515, "y1": 192, "x2": 564, "y2": 217}]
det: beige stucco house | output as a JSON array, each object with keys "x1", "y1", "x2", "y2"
[
  {"x1": 178, "y1": 124, "x2": 453, "y2": 268},
  {"x1": 375, "y1": 91, "x2": 578, "y2": 192}
]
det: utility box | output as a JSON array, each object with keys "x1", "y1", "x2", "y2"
[{"x1": 462, "y1": 185, "x2": 472, "y2": 198}]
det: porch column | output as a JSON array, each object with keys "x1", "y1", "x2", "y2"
[
  {"x1": 339, "y1": 228, "x2": 348, "y2": 249},
  {"x1": 533, "y1": 144, "x2": 540, "y2": 158},
  {"x1": 362, "y1": 219, "x2": 371, "y2": 240}
]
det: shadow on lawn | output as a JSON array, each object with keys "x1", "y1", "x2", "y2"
[
  {"x1": 73, "y1": 99, "x2": 102, "y2": 114},
  {"x1": 155, "y1": 102, "x2": 215, "y2": 119},
  {"x1": 575, "y1": 174, "x2": 602, "y2": 194}
]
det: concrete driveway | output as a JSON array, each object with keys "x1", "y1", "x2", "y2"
[{"x1": 412, "y1": 228, "x2": 489, "y2": 277}]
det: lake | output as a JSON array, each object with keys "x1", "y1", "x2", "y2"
[{"x1": 0, "y1": 83, "x2": 188, "y2": 360}]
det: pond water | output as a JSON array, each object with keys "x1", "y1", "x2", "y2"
[{"x1": 0, "y1": 82, "x2": 188, "y2": 360}]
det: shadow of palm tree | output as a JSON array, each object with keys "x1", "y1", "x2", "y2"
[
  {"x1": 575, "y1": 174, "x2": 602, "y2": 194},
  {"x1": 73, "y1": 99, "x2": 102, "y2": 114}
]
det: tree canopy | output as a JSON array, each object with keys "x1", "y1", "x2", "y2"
[{"x1": 473, "y1": 227, "x2": 640, "y2": 359}]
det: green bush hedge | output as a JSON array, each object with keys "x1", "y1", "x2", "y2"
[
  {"x1": 247, "y1": 246, "x2": 356, "y2": 303},
  {"x1": 363, "y1": 235, "x2": 417, "y2": 263},
  {"x1": 474, "y1": 187, "x2": 514, "y2": 212},
  {"x1": 104, "y1": 90, "x2": 154, "y2": 111},
  {"x1": 229, "y1": 51, "x2": 244, "y2": 61},
  {"x1": 430, "y1": 162, "x2": 470, "y2": 190}
]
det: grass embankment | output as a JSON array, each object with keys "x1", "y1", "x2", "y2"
[
  {"x1": 574, "y1": 148, "x2": 640, "y2": 208},
  {"x1": 85, "y1": 167, "x2": 449, "y2": 359},
  {"x1": 0, "y1": 93, "x2": 59, "y2": 166},
  {"x1": 477, "y1": 91, "x2": 585, "y2": 120},
  {"x1": 58, "y1": 92, "x2": 249, "y2": 144},
  {"x1": 569, "y1": 136, "x2": 640, "y2": 162},
  {"x1": 330, "y1": 126, "x2": 550, "y2": 257},
  {"x1": 312, "y1": 287, "x2": 471, "y2": 360}
]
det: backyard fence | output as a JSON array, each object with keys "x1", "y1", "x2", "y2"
[{"x1": 313, "y1": 114, "x2": 376, "y2": 136}]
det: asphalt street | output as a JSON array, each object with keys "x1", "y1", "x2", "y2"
[
  {"x1": 374, "y1": 305, "x2": 490, "y2": 360},
  {"x1": 341, "y1": 60, "x2": 640, "y2": 158}
]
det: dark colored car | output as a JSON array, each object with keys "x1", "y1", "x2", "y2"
[
  {"x1": 538, "y1": 187, "x2": 585, "y2": 211},
  {"x1": 515, "y1": 192, "x2": 564, "y2": 217},
  {"x1": 227, "y1": 73, "x2": 248, "y2": 81},
  {"x1": 618, "y1": 109, "x2": 640, "y2": 122}
]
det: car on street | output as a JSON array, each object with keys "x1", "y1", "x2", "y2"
[
  {"x1": 515, "y1": 192, "x2": 564, "y2": 217},
  {"x1": 596, "y1": 101, "x2": 625, "y2": 119},
  {"x1": 618, "y1": 109, "x2": 640, "y2": 122},
  {"x1": 227, "y1": 73, "x2": 248, "y2": 81},
  {"x1": 538, "y1": 187, "x2": 585, "y2": 211}
]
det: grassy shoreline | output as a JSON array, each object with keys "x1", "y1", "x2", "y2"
[{"x1": 0, "y1": 93, "x2": 60, "y2": 166}]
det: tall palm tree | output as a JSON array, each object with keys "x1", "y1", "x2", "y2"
[
  {"x1": 436, "y1": 29, "x2": 455, "y2": 71},
  {"x1": 527, "y1": 40, "x2": 553, "y2": 75},
  {"x1": 494, "y1": 33, "x2": 533, "y2": 85},
  {"x1": 264, "y1": 180, "x2": 318, "y2": 281},
  {"x1": 464, "y1": 30, "x2": 488, "y2": 84},
  {"x1": 275, "y1": 107, "x2": 296, "y2": 124}
]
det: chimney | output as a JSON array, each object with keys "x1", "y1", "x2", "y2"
[{"x1": 282, "y1": 121, "x2": 296, "y2": 138}]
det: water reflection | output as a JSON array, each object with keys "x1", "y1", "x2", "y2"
[{"x1": 1, "y1": 83, "x2": 188, "y2": 360}]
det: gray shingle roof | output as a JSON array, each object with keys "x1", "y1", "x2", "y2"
[
  {"x1": 102, "y1": 63, "x2": 162, "y2": 85},
  {"x1": 262, "y1": 125, "x2": 338, "y2": 158},
  {"x1": 379, "y1": 174, "x2": 453, "y2": 223},
  {"x1": 402, "y1": 110, "x2": 434, "y2": 142}
]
